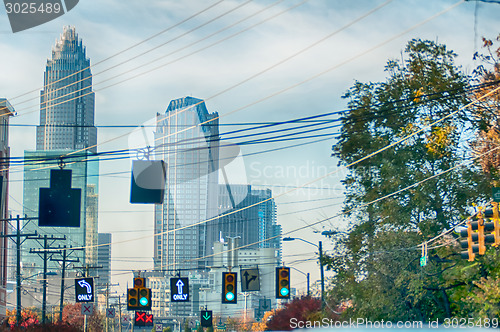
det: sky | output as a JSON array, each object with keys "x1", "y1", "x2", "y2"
[{"x1": 1, "y1": 0, "x2": 500, "y2": 301}]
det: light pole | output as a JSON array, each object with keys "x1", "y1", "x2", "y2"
[
  {"x1": 289, "y1": 266, "x2": 310, "y2": 296},
  {"x1": 282, "y1": 237, "x2": 325, "y2": 308}
]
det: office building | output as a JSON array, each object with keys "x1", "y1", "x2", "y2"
[
  {"x1": 214, "y1": 185, "x2": 281, "y2": 257},
  {"x1": 36, "y1": 26, "x2": 96, "y2": 152},
  {"x1": 153, "y1": 96, "x2": 219, "y2": 272},
  {"x1": 97, "y1": 233, "x2": 111, "y2": 289},
  {"x1": 22, "y1": 26, "x2": 98, "y2": 274}
]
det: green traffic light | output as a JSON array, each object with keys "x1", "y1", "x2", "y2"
[
  {"x1": 140, "y1": 297, "x2": 148, "y2": 306},
  {"x1": 280, "y1": 287, "x2": 289, "y2": 296},
  {"x1": 225, "y1": 292, "x2": 234, "y2": 301}
]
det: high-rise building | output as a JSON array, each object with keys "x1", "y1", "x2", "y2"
[
  {"x1": 22, "y1": 26, "x2": 98, "y2": 274},
  {"x1": 214, "y1": 185, "x2": 281, "y2": 257},
  {"x1": 154, "y1": 96, "x2": 219, "y2": 272},
  {"x1": 36, "y1": 26, "x2": 96, "y2": 153},
  {"x1": 97, "y1": 233, "x2": 111, "y2": 289},
  {"x1": 0, "y1": 99, "x2": 14, "y2": 318}
]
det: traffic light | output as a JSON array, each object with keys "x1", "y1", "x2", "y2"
[
  {"x1": 460, "y1": 218, "x2": 479, "y2": 261},
  {"x1": 134, "y1": 277, "x2": 145, "y2": 288},
  {"x1": 482, "y1": 203, "x2": 500, "y2": 247},
  {"x1": 137, "y1": 287, "x2": 151, "y2": 311},
  {"x1": 276, "y1": 267, "x2": 290, "y2": 299},
  {"x1": 134, "y1": 312, "x2": 153, "y2": 327},
  {"x1": 460, "y1": 209, "x2": 498, "y2": 261},
  {"x1": 127, "y1": 288, "x2": 139, "y2": 310},
  {"x1": 222, "y1": 272, "x2": 237, "y2": 304},
  {"x1": 127, "y1": 277, "x2": 151, "y2": 311},
  {"x1": 201, "y1": 310, "x2": 213, "y2": 328}
]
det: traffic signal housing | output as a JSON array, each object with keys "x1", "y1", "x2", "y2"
[
  {"x1": 276, "y1": 267, "x2": 290, "y2": 299},
  {"x1": 460, "y1": 208, "x2": 499, "y2": 261},
  {"x1": 127, "y1": 277, "x2": 151, "y2": 311},
  {"x1": 222, "y1": 272, "x2": 237, "y2": 304},
  {"x1": 137, "y1": 287, "x2": 151, "y2": 311}
]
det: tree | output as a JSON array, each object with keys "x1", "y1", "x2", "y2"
[
  {"x1": 471, "y1": 34, "x2": 500, "y2": 176},
  {"x1": 329, "y1": 38, "x2": 493, "y2": 321},
  {"x1": 265, "y1": 297, "x2": 331, "y2": 331},
  {"x1": 6, "y1": 307, "x2": 40, "y2": 327}
]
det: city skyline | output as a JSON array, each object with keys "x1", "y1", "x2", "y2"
[{"x1": 0, "y1": 0, "x2": 499, "y2": 303}]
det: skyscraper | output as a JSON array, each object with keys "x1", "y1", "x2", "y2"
[
  {"x1": 36, "y1": 26, "x2": 96, "y2": 152},
  {"x1": 97, "y1": 233, "x2": 111, "y2": 289},
  {"x1": 214, "y1": 185, "x2": 281, "y2": 257},
  {"x1": 154, "y1": 97, "x2": 219, "y2": 272},
  {"x1": 22, "y1": 26, "x2": 98, "y2": 273}
]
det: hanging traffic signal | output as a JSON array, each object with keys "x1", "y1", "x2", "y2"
[
  {"x1": 128, "y1": 277, "x2": 151, "y2": 311},
  {"x1": 134, "y1": 312, "x2": 153, "y2": 327},
  {"x1": 127, "y1": 288, "x2": 139, "y2": 310},
  {"x1": 134, "y1": 277, "x2": 145, "y2": 288},
  {"x1": 137, "y1": 287, "x2": 151, "y2": 311},
  {"x1": 222, "y1": 272, "x2": 237, "y2": 304},
  {"x1": 460, "y1": 209, "x2": 498, "y2": 261},
  {"x1": 483, "y1": 203, "x2": 500, "y2": 247},
  {"x1": 276, "y1": 267, "x2": 290, "y2": 299}
]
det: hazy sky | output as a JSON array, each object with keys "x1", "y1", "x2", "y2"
[{"x1": 1, "y1": 0, "x2": 499, "y2": 300}]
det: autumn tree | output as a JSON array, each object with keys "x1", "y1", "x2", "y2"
[
  {"x1": 471, "y1": 34, "x2": 500, "y2": 177},
  {"x1": 329, "y1": 39, "x2": 494, "y2": 321},
  {"x1": 265, "y1": 297, "x2": 330, "y2": 331}
]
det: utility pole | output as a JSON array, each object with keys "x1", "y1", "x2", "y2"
[
  {"x1": 118, "y1": 295, "x2": 122, "y2": 332},
  {"x1": 75, "y1": 264, "x2": 102, "y2": 332},
  {"x1": 319, "y1": 241, "x2": 325, "y2": 309},
  {"x1": 104, "y1": 283, "x2": 119, "y2": 332},
  {"x1": 50, "y1": 245, "x2": 83, "y2": 322},
  {"x1": 0, "y1": 215, "x2": 38, "y2": 326},
  {"x1": 30, "y1": 234, "x2": 66, "y2": 324},
  {"x1": 307, "y1": 273, "x2": 310, "y2": 297}
]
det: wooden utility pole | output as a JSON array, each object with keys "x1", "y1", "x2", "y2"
[
  {"x1": 0, "y1": 215, "x2": 38, "y2": 326},
  {"x1": 30, "y1": 234, "x2": 66, "y2": 324}
]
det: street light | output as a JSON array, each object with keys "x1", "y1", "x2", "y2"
[
  {"x1": 316, "y1": 230, "x2": 348, "y2": 237},
  {"x1": 282, "y1": 237, "x2": 325, "y2": 308},
  {"x1": 289, "y1": 266, "x2": 310, "y2": 297}
]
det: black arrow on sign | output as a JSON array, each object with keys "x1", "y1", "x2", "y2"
[
  {"x1": 243, "y1": 271, "x2": 257, "y2": 290},
  {"x1": 261, "y1": 301, "x2": 269, "y2": 310}
]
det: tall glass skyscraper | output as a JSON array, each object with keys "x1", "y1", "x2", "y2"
[
  {"x1": 22, "y1": 26, "x2": 98, "y2": 273},
  {"x1": 215, "y1": 185, "x2": 281, "y2": 257},
  {"x1": 154, "y1": 97, "x2": 219, "y2": 272},
  {"x1": 36, "y1": 26, "x2": 96, "y2": 152}
]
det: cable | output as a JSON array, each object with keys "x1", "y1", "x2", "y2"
[{"x1": 8, "y1": 0, "x2": 226, "y2": 102}]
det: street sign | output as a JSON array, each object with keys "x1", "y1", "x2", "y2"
[
  {"x1": 201, "y1": 310, "x2": 213, "y2": 328},
  {"x1": 241, "y1": 268, "x2": 260, "y2": 291},
  {"x1": 155, "y1": 323, "x2": 163, "y2": 331},
  {"x1": 135, "y1": 312, "x2": 154, "y2": 327},
  {"x1": 493, "y1": 188, "x2": 500, "y2": 202},
  {"x1": 259, "y1": 298, "x2": 271, "y2": 312},
  {"x1": 81, "y1": 303, "x2": 93, "y2": 316},
  {"x1": 106, "y1": 308, "x2": 115, "y2": 318},
  {"x1": 75, "y1": 277, "x2": 94, "y2": 302},
  {"x1": 420, "y1": 256, "x2": 427, "y2": 267},
  {"x1": 122, "y1": 315, "x2": 130, "y2": 323},
  {"x1": 170, "y1": 277, "x2": 189, "y2": 302}
]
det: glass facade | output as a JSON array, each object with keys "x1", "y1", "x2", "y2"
[
  {"x1": 22, "y1": 26, "x2": 98, "y2": 274},
  {"x1": 36, "y1": 26, "x2": 96, "y2": 153},
  {"x1": 213, "y1": 185, "x2": 281, "y2": 259},
  {"x1": 22, "y1": 151, "x2": 99, "y2": 272},
  {"x1": 154, "y1": 97, "x2": 219, "y2": 272}
]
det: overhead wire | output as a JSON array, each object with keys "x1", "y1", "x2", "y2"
[{"x1": 4, "y1": 3, "x2": 476, "y2": 268}]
